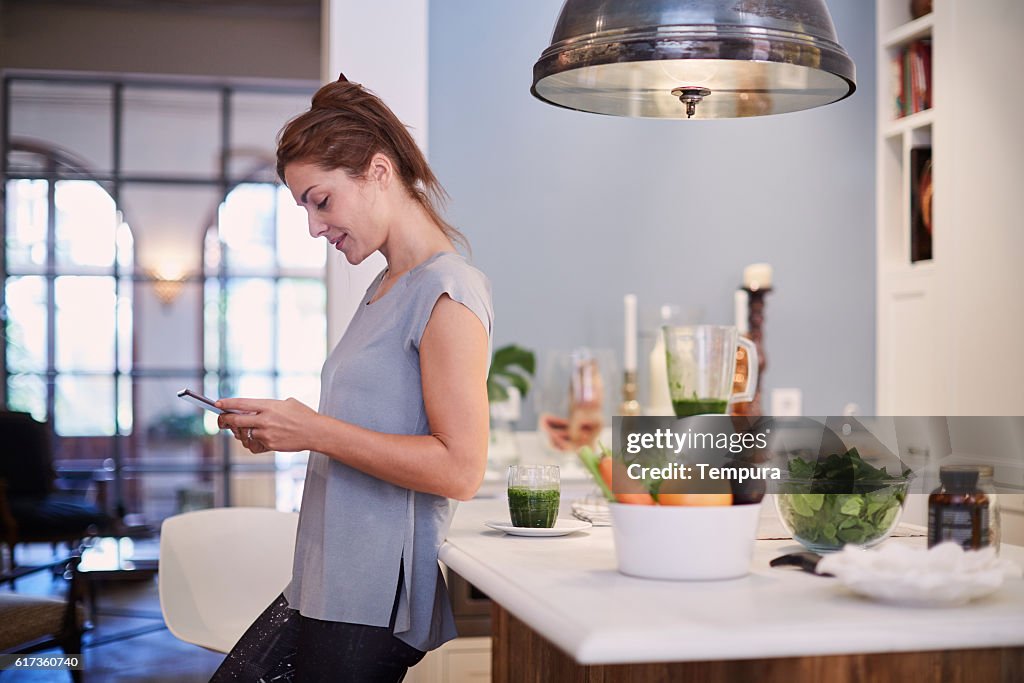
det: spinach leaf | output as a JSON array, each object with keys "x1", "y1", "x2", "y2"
[{"x1": 779, "y1": 448, "x2": 909, "y2": 549}]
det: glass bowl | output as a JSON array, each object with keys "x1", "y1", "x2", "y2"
[{"x1": 775, "y1": 479, "x2": 909, "y2": 553}]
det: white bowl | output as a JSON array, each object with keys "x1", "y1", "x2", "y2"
[{"x1": 609, "y1": 502, "x2": 762, "y2": 580}]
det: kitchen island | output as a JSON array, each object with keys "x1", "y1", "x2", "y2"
[{"x1": 439, "y1": 497, "x2": 1024, "y2": 682}]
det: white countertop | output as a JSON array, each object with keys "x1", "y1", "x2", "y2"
[{"x1": 439, "y1": 497, "x2": 1024, "y2": 665}]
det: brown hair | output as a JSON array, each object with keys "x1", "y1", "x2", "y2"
[{"x1": 277, "y1": 74, "x2": 468, "y2": 251}]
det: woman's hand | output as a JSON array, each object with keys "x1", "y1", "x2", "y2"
[{"x1": 216, "y1": 397, "x2": 320, "y2": 453}]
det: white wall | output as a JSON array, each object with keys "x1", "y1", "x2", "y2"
[{"x1": 321, "y1": 0, "x2": 429, "y2": 346}]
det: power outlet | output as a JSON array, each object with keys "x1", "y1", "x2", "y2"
[{"x1": 770, "y1": 388, "x2": 803, "y2": 416}]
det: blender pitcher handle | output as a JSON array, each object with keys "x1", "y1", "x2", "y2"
[{"x1": 732, "y1": 337, "x2": 759, "y2": 403}]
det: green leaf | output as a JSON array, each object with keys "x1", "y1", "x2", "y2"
[
  {"x1": 577, "y1": 446, "x2": 615, "y2": 503},
  {"x1": 838, "y1": 516, "x2": 858, "y2": 530},
  {"x1": 789, "y1": 494, "x2": 814, "y2": 517},
  {"x1": 839, "y1": 497, "x2": 863, "y2": 516},
  {"x1": 492, "y1": 345, "x2": 535, "y2": 374},
  {"x1": 487, "y1": 344, "x2": 536, "y2": 404},
  {"x1": 837, "y1": 527, "x2": 866, "y2": 544},
  {"x1": 487, "y1": 383, "x2": 509, "y2": 402},
  {"x1": 878, "y1": 505, "x2": 900, "y2": 531}
]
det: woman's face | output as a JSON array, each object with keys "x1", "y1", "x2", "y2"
[{"x1": 284, "y1": 161, "x2": 384, "y2": 265}]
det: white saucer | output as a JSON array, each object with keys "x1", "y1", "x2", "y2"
[{"x1": 484, "y1": 518, "x2": 592, "y2": 537}]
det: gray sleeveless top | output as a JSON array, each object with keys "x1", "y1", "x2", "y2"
[{"x1": 283, "y1": 251, "x2": 493, "y2": 652}]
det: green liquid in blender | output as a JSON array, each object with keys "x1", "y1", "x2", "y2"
[{"x1": 672, "y1": 398, "x2": 729, "y2": 417}]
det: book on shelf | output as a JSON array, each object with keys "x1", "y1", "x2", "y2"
[
  {"x1": 910, "y1": 147, "x2": 933, "y2": 263},
  {"x1": 892, "y1": 39, "x2": 932, "y2": 119}
]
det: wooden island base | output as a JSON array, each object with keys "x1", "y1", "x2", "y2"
[{"x1": 492, "y1": 603, "x2": 1024, "y2": 683}]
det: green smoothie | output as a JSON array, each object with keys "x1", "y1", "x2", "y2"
[
  {"x1": 672, "y1": 398, "x2": 729, "y2": 417},
  {"x1": 507, "y1": 487, "x2": 560, "y2": 528}
]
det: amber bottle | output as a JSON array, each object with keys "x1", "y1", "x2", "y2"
[{"x1": 928, "y1": 466, "x2": 990, "y2": 550}]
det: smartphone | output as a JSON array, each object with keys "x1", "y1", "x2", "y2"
[{"x1": 177, "y1": 388, "x2": 239, "y2": 415}]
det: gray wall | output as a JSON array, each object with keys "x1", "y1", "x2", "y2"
[{"x1": 429, "y1": 0, "x2": 876, "y2": 416}]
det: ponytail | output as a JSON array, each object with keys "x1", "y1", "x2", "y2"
[{"x1": 277, "y1": 74, "x2": 468, "y2": 252}]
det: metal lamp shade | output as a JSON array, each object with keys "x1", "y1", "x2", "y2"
[{"x1": 531, "y1": 0, "x2": 856, "y2": 119}]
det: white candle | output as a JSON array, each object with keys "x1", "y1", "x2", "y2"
[
  {"x1": 624, "y1": 294, "x2": 637, "y2": 372},
  {"x1": 743, "y1": 263, "x2": 773, "y2": 291},
  {"x1": 734, "y1": 289, "x2": 749, "y2": 335}
]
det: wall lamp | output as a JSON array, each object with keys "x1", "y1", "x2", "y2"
[{"x1": 150, "y1": 265, "x2": 189, "y2": 307}]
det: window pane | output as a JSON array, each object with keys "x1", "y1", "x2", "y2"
[
  {"x1": 277, "y1": 185, "x2": 325, "y2": 269},
  {"x1": 122, "y1": 87, "x2": 219, "y2": 176},
  {"x1": 117, "y1": 278, "x2": 134, "y2": 373},
  {"x1": 5, "y1": 179, "x2": 48, "y2": 270},
  {"x1": 225, "y1": 278, "x2": 274, "y2": 372},
  {"x1": 228, "y1": 91, "x2": 309, "y2": 181},
  {"x1": 7, "y1": 373, "x2": 46, "y2": 421},
  {"x1": 55, "y1": 180, "x2": 117, "y2": 269},
  {"x1": 117, "y1": 219, "x2": 135, "y2": 270},
  {"x1": 204, "y1": 227, "x2": 222, "y2": 270},
  {"x1": 220, "y1": 184, "x2": 276, "y2": 271},
  {"x1": 203, "y1": 278, "x2": 223, "y2": 370},
  {"x1": 55, "y1": 276, "x2": 115, "y2": 372},
  {"x1": 135, "y1": 376, "x2": 209, "y2": 448},
  {"x1": 55, "y1": 375, "x2": 114, "y2": 436},
  {"x1": 279, "y1": 374, "x2": 320, "y2": 412},
  {"x1": 9, "y1": 81, "x2": 114, "y2": 173},
  {"x1": 235, "y1": 374, "x2": 274, "y2": 401},
  {"x1": 5, "y1": 276, "x2": 47, "y2": 372},
  {"x1": 118, "y1": 375, "x2": 133, "y2": 435},
  {"x1": 277, "y1": 279, "x2": 325, "y2": 373}
]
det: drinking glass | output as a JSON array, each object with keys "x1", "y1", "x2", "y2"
[
  {"x1": 663, "y1": 325, "x2": 758, "y2": 417},
  {"x1": 507, "y1": 465, "x2": 560, "y2": 528},
  {"x1": 534, "y1": 347, "x2": 616, "y2": 453}
]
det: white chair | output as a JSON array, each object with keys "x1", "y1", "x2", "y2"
[{"x1": 159, "y1": 507, "x2": 298, "y2": 653}]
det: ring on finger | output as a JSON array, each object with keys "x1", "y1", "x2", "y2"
[{"x1": 246, "y1": 427, "x2": 254, "y2": 441}]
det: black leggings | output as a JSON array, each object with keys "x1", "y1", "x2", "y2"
[{"x1": 209, "y1": 575, "x2": 425, "y2": 682}]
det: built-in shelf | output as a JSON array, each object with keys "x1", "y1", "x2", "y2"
[
  {"x1": 883, "y1": 13, "x2": 934, "y2": 49},
  {"x1": 883, "y1": 108, "x2": 935, "y2": 138},
  {"x1": 877, "y1": 0, "x2": 1024, "y2": 415}
]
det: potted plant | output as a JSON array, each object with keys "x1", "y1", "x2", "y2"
[{"x1": 486, "y1": 344, "x2": 535, "y2": 466}]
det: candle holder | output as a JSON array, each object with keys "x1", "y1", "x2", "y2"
[
  {"x1": 619, "y1": 369, "x2": 641, "y2": 416},
  {"x1": 731, "y1": 286, "x2": 771, "y2": 417}
]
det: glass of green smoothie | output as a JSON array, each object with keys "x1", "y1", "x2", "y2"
[
  {"x1": 507, "y1": 465, "x2": 560, "y2": 528},
  {"x1": 663, "y1": 325, "x2": 759, "y2": 417}
]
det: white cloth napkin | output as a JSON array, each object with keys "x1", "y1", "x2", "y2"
[{"x1": 817, "y1": 542, "x2": 1023, "y2": 606}]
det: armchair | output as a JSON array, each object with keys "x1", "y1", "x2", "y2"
[
  {"x1": 0, "y1": 554, "x2": 85, "y2": 683},
  {"x1": 0, "y1": 411, "x2": 110, "y2": 573}
]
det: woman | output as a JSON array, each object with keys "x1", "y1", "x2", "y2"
[{"x1": 210, "y1": 74, "x2": 493, "y2": 682}]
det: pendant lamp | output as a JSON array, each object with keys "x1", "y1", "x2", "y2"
[{"x1": 531, "y1": 0, "x2": 856, "y2": 119}]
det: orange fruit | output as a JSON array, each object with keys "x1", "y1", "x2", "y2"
[
  {"x1": 616, "y1": 493, "x2": 656, "y2": 505},
  {"x1": 657, "y1": 478, "x2": 732, "y2": 506},
  {"x1": 659, "y1": 493, "x2": 733, "y2": 506}
]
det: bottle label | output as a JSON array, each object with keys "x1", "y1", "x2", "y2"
[{"x1": 928, "y1": 505, "x2": 989, "y2": 550}]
